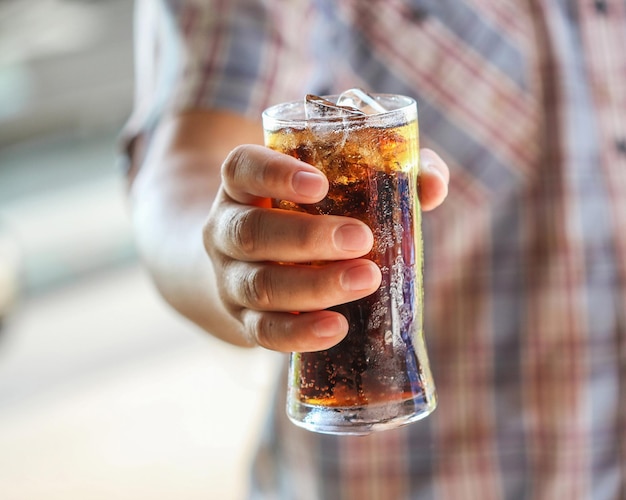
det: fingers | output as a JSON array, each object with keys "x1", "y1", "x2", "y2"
[
  {"x1": 221, "y1": 259, "x2": 381, "y2": 352},
  {"x1": 209, "y1": 205, "x2": 373, "y2": 262},
  {"x1": 207, "y1": 144, "x2": 449, "y2": 353},
  {"x1": 241, "y1": 310, "x2": 350, "y2": 352},
  {"x1": 419, "y1": 148, "x2": 450, "y2": 211},
  {"x1": 222, "y1": 144, "x2": 450, "y2": 212},
  {"x1": 207, "y1": 144, "x2": 381, "y2": 352},
  {"x1": 221, "y1": 260, "x2": 381, "y2": 313},
  {"x1": 221, "y1": 144, "x2": 329, "y2": 205}
]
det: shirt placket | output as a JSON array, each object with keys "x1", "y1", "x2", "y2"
[{"x1": 578, "y1": 0, "x2": 626, "y2": 494}]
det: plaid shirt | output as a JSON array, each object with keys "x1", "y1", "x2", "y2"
[{"x1": 127, "y1": 0, "x2": 626, "y2": 498}]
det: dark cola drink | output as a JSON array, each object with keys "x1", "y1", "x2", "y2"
[{"x1": 262, "y1": 91, "x2": 437, "y2": 434}]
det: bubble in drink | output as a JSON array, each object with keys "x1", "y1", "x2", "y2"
[{"x1": 263, "y1": 91, "x2": 436, "y2": 434}]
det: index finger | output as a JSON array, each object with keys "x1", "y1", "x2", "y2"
[{"x1": 221, "y1": 144, "x2": 329, "y2": 206}]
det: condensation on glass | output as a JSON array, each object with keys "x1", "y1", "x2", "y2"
[{"x1": 262, "y1": 90, "x2": 437, "y2": 435}]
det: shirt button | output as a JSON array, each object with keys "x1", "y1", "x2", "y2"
[
  {"x1": 616, "y1": 138, "x2": 626, "y2": 155},
  {"x1": 594, "y1": 0, "x2": 608, "y2": 14}
]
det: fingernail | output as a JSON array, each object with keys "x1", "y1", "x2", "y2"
[
  {"x1": 342, "y1": 262, "x2": 379, "y2": 291},
  {"x1": 314, "y1": 315, "x2": 348, "y2": 338},
  {"x1": 292, "y1": 171, "x2": 326, "y2": 199},
  {"x1": 334, "y1": 224, "x2": 373, "y2": 252}
]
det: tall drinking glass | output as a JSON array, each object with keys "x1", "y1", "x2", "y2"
[{"x1": 262, "y1": 92, "x2": 437, "y2": 435}]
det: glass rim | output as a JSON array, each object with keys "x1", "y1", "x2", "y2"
[{"x1": 262, "y1": 93, "x2": 417, "y2": 128}]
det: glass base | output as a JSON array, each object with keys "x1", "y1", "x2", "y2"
[{"x1": 287, "y1": 394, "x2": 437, "y2": 436}]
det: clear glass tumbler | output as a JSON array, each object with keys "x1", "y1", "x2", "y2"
[{"x1": 262, "y1": 92, "x2": 437, "y2": 435}]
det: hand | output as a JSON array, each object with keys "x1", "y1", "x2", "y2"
[{"x1": 203, "y1": 145, "x2": 449, "y2": 352}]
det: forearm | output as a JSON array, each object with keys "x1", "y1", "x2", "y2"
[{"x1": 127, "y1": 110, "x2": 263, "y2": 346}]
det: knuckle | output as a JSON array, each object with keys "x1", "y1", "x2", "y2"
[
  {"x1": 222, "y1": 145, "x2": 276, "y2": 188},
  {"x1": 255, "y1": 152, "x2": 282, "y2": 189},
  {"x1": 226, "y1": 309, "x2": 259, "y2": 348},
  {"x1": 241, "y1": 266, "x2": 274, "y2": 309},
  {"x1": 249, "y1": 314, "x2": 276, "y2": 350},
  {"x1": 221, "y1": 145, "x2": 250, "y2": 184},
  {"x1": 229, "y1": 208, "x2": 263, "y2": 255}
]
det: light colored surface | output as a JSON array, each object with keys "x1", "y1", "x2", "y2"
[
  {"x1": 0, "y1": 265, "x2": 281, "y2": 500},
  {"x1": 0, "y1": 129, "x2": 137, "y2": 292},
  {"x1": 0, "y1": 4, "x2": 284, "y2": 495},
  {"x1": 0, "y1": 2, "x2": 283, "y2": 497},
  {"x1": 0, "y1": 86, "x2": 285, "y2": 500},
  {"x1": 0, "y1": 0, "x2": 133, "y2": 145}
]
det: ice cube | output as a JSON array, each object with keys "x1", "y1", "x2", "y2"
[
  {"x1": 337, "y1": 88, "x2": 387, "y2": 115},
  {"x1": 304, "y1": 94, "x2": 365, "y2": 120}
]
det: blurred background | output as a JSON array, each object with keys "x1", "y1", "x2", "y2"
[{"x1": 0, "y1": 1, "x2": 279, "y2": 498}]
